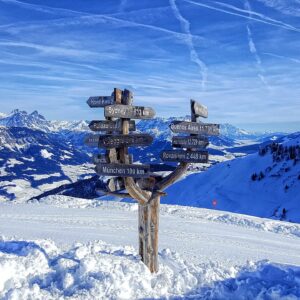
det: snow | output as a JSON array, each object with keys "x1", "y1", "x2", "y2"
[
  {"x1": 164, "y1": 136, "x2": 300, "y2": 222},
  {"x1": 1, "y1": 197, "x2": 300, "y2": 298},
  {"x1": 1, "y1": 237, "x2": 300, "y2": 299},
  {"x1": 40, "y1": 149, "x2": 53, "y2": 159}
]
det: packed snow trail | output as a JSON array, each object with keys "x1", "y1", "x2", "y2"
[{"x1": 1, "y1": 196, "x2": 300, "y2": 269}]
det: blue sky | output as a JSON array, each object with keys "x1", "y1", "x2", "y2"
[{"x1": 0, "y1": 0, "x2": 299, "y2": 131}]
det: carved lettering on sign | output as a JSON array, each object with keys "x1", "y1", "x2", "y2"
[
  {"x1": 89, "y1": 120, "x2": 136, "y2": 132},
  {"x1": 169, "y1": 121, "x2": 219, "y2": 135},
  {"x1": 87, "y1": 96, "x2": 114, "y2": 107},
  {"x1": 95, "y1": 163, "x2": 150, "y2": 178},
  {"x1": 105, "y1": 105, "x2": 155, "y2": 119},
  {"x1": 172, "y1": 136, "x2": 209, "y2": 148},
  {"x1": 160, "y1": 150, "x2": 209, "y2": 163}
]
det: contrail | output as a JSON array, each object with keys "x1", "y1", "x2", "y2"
[
  {"x1": 119, "y1": 0, "x2": 127, "y2": 13},
  {"x1": 245, "y1": 0, "x2": 269, "y2": 89},
  {"x1": 263, "y1": 52, "x2": 300, "y2": 64},
  {"x1": 184, "y1": 0, "x2": 300, "y2": 33},
  {"x1": 169, "y1": 0, "x2": 207, "y2": 90}
]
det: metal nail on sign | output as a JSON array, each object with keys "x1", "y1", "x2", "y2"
[
  {"x1": 160, "y1": 150, "x2": 209, "y2": 163},
  {"x1": 172, "y1": 136, "x2": 209, "y2": 148},
  {"x1": 89, "y1": 120, "x2": 136, "y2": 132},
  {"x1": 104, "y1": 105, "x2": 155, "y2": 119},
  {"x1": 169, "y1": 121, "x2": 220, "y2": 135},
  {"x1": 95, "y1": 163, "x2": 150, "y2": 178},
  {"x1": 87, "y1": 96, "x2": 114, "y2": 107}
]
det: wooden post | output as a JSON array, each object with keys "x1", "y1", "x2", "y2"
[{"x1": 138, "y1": 195, "x2": 160, "y2": 273}]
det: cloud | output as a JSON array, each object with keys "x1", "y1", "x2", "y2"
[
  {"x1": 169, "y1": 0, "x2": 207, "y2": 90},
  {"x1": 184, "y1": 0, "x2": 300, "y2": 33}
]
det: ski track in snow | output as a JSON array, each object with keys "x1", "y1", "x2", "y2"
[{"x1": 1, "y1": 196, "x2": 300, "y2": 298}]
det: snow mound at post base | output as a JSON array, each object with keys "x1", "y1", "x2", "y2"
[{"x1": 1, "y1": 237, "x2": 300, "y2": 299}]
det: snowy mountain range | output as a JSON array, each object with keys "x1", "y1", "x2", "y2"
[{"x1": 0, "y1": 109, "x2": 299, "y2": 224}]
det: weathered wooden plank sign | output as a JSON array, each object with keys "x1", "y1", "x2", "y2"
[
  {"x1": 89, "y1": 120, "x2": 136, "y2": 132},
  {"x1": 84, "y1": 134, "x2": 101, "y2": 147},
  {"x1": 85, "y1": 134, "x2": 153, "y2": 148},
  {"x1": 169, "y1": 121, "x2": 220, "y2": 135},
  {"x1": 87, "y1": 96, "x2": 114, "y2": 107},
  {"x1": 191, "y1": 99, "x2": 208, "y2": 118},
  {"x1": 105, "y1": 105, "x2": 155, "y2": 119},
  {"x1": 172, "y1": 136, "x2": 209, "y2": 148},
  {"x1": 98, "y1": 134, "x2": 153, "y2": 148},
  {"x1": 95, "y1": 163, "x2": 150, "y2": 178},
  {"x1": 160, "y1": 150, "x2": 209, "y2": 163}
]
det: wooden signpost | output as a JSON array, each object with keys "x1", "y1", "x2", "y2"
[
  {"x1": 172, "y1": 136, "x2": 209, "y2": 148},
  {"x1": 169, "y1": 121, "x2": 220, "y2": 135},
  {"x1": 87, "y1": 96, "x2": 114, "y2": 107},
  {"x1": 105, "y1": 105, "x2": 155, "y2": 119},
  {"x1": 98, "y1": 134, "x2": 153, "y2": 148},
  {"x1": 191, "y1": 99, "x2": 208, "y2": 118},
  {"x1": 96, "y1": 163, "x2": 150, "y2": 178},
  {"x1": 84, "y1": 88, "x2": 219, "y2": 273},
  {"x1": 89, "y1": 120, "x2": 136, "y2": 132},
  {"x1": 160, "y1": 150, "x2": 209, "y2": 163}
]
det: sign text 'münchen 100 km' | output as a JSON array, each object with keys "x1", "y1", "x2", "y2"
[{"x1": 95, "y1": 163, "x2": 150, "y2": 178}]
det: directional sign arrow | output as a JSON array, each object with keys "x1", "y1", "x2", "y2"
[
  {"x1": 191, "y1": 99, "x2": 208, "y2": 118},
  {"x1": 98, "y1": 134, "x2": 153, "y2": 149},
  {"x1": 105, "y1": 105, "x2": 155, "y2": 119},
  {"x1": 84, "y1": 134, "x2": 100, "y2": 147},
  {"x1": 160, "y1": 150, "x2": 209, "y2": 163},
  {"x1": 95, "y1": 163, "x2": 150, "y2": 178},
  {"x1": 172, "y1": 136, "x2": 209, "y2": 148},
  {"x1": 169, "y1": 121, "x2": 219, "y2": 135},
  {"x1": 89, "y1": 120, "x2": 136, "y2": 132},
  {"x1": 87, "y1": 96, "x2": 114, "y2": 107},
  {"x1": 84, "y1": 134, "x2": 153, "y2": 148}
]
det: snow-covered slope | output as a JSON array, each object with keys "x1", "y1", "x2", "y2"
[
  {"x1": 165, "y1": 134, "x2": 300, "y2": 222},
  {"x1": 0, "y1": 126, "x2": 91, "y2": 201},
  {"x1": 1, "y1": 197, "x2": 300, "y2": 299}
]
